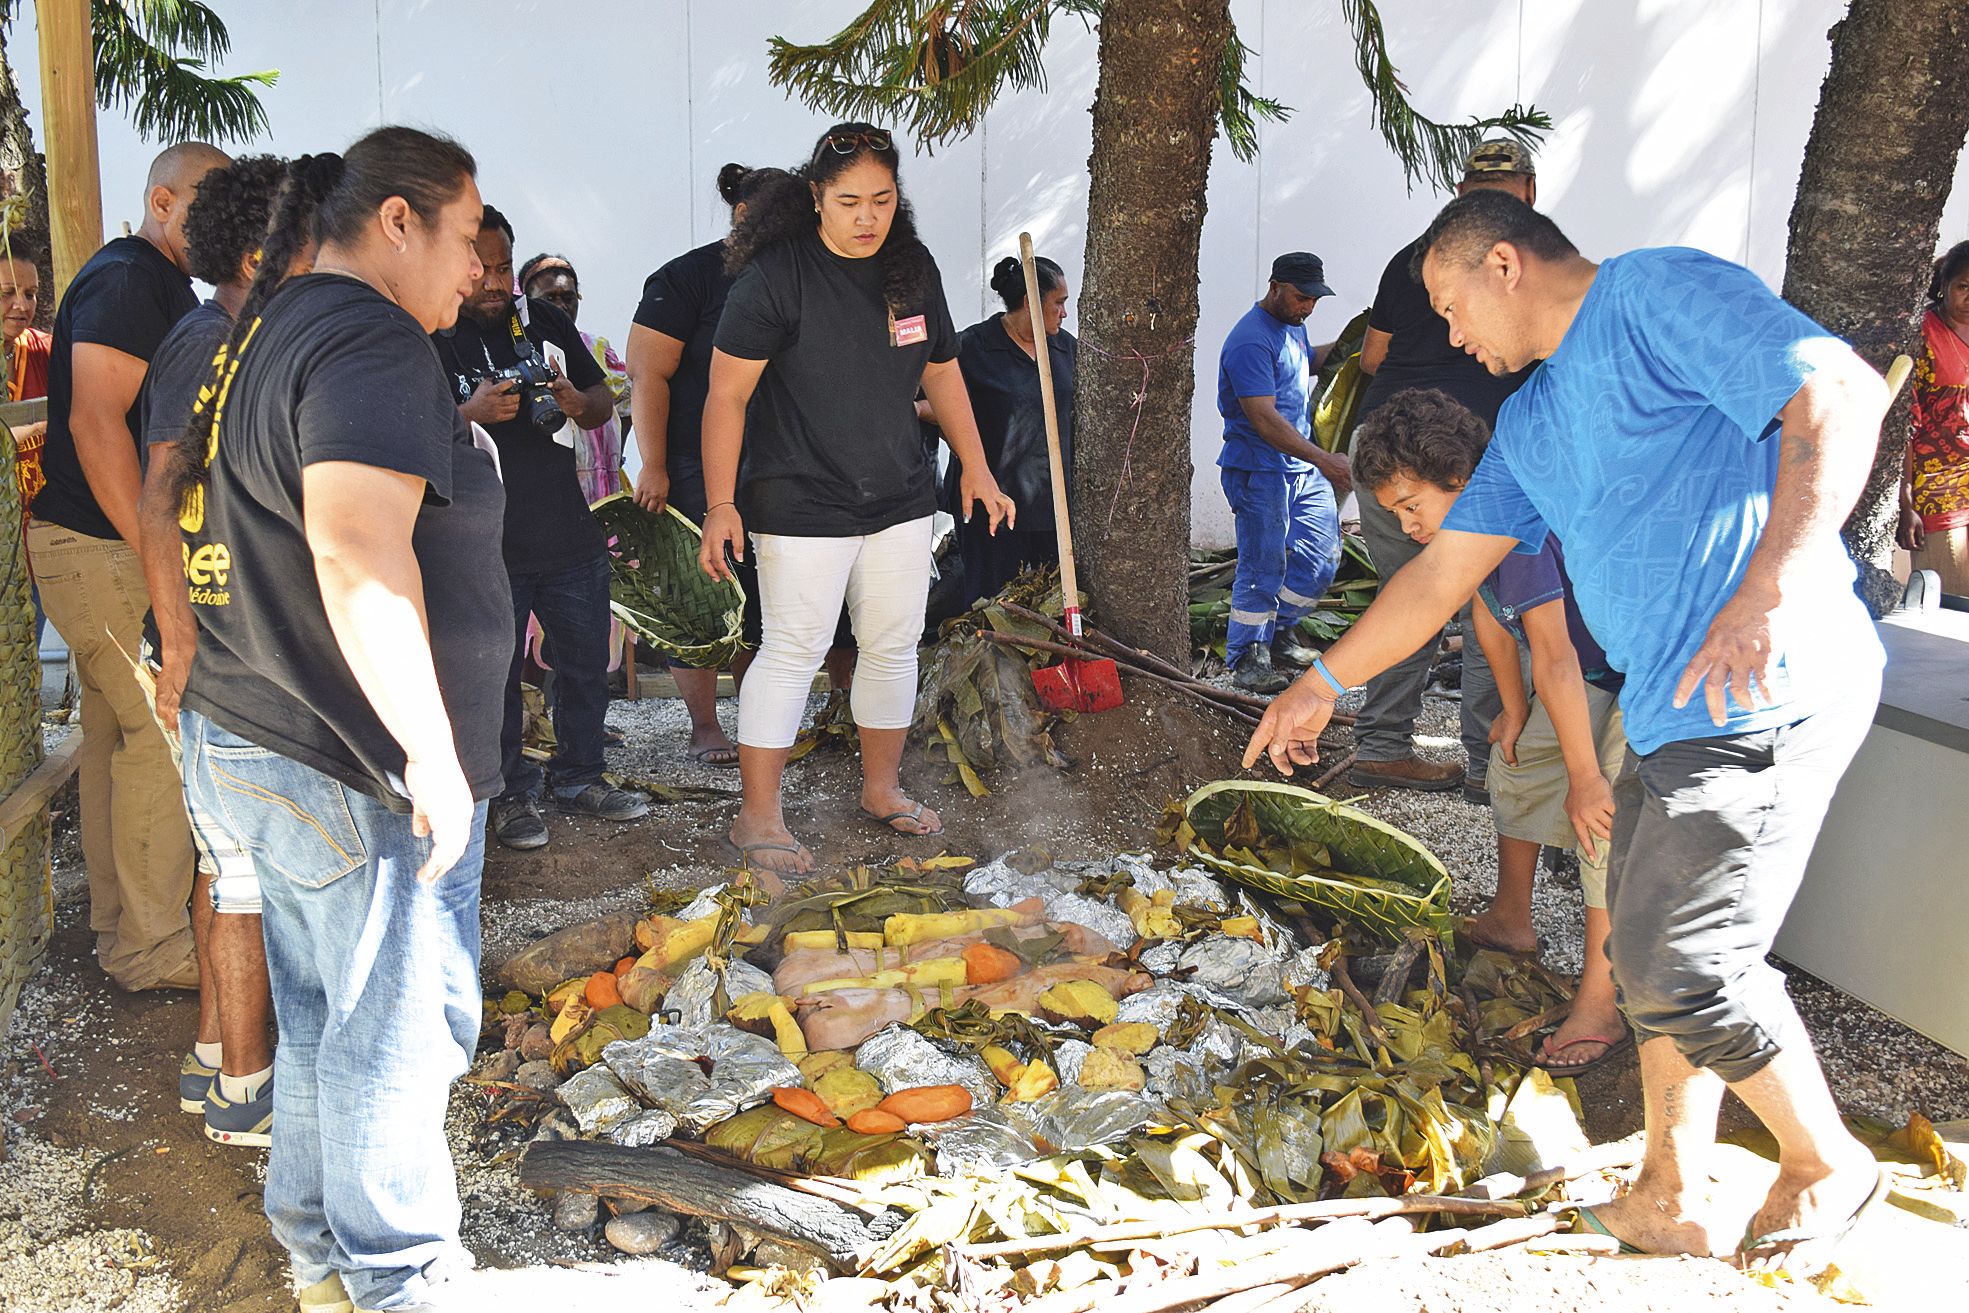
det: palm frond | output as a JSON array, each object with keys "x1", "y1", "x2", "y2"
[
  {"x1": 92, "y1": 0, "x2": 275, "y2": 144},
  {"x1": 1340, "y1": 0, "x2": 1548, "y2": 192},
  {"x1": 767, "y1": 0, "x2": 1061, "y2": 150}
]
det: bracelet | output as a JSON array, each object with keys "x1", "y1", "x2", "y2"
[
  {"x1": 1309, "y1": 654, "x2": 1348, "y2": 700},
  {"x1": 706, "y1": 500, "x2": 735, "y2": 514}
]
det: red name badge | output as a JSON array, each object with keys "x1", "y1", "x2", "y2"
[{"x1": 892, "y1": 314, "x2": 928, "y2": 347}]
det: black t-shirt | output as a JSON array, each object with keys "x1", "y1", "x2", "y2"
[
  {"x1": 714, "y1": 230, "x2": 956, "y2": 537},
  {"x1": 431, "y1": 295, "x2": 608, "y2": 577},
  {"x1": 140, "y1": 299, "x2": 233, "y2": 460},
  {"x1": 953, "y1": 315, "x2": 1075, "y2": 531},
  {"x1": 633, "y1": 239, "x2": 733, "y2": 502},
  {"x1": 182, "y1": 274, "x2": 513, "y2": 811},
  {"x1": 37, "y1": 236, "x2": 197, "y2": 538},
  {"x1": 1358, "y1": 237, "x2": 1529, "y2": 425},
  {"x1": 136, "y1": 298, "x2": 234, "y2": 662}
]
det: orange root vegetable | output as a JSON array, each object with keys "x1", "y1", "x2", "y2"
[
  {"x1": 583, "y1": 970, "x2": 624, "y2": 1010},
  {"x1": 613, "y1": 956, "x2": 637, "y2": 977},
  {"x1": 876, "y1": 1084, "x2": 973, "y2": 1124},
  {"x1": 962, "y1": 942, "x2": 1025, "y2": 986},
  {"x1": 771, "y1": 1086, "x2": 841, "y2": 1127},
  {"x1": 847, "y1": 1109, "x2": 908, "y2": 1135}
]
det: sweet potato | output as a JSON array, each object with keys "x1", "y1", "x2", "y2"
[
  {"x1": 981, "y1": 1044, "x2": 1026, "y2": 1086},
  {"x1": 771, "y1": 1086, "x2": 841, "y2": 1127},
  {"x1": 1092, "y1": 1022, "x2": 1158, "y2": 1055},
  {"x1": 1038, "y1": 980, "x2": 1118, "y2": 1028},
  {"x1": 1005, "y1": 1059, "x2": 1059, "y2": 1103},
  {"x1": 876, "y1": 1084, "x2": 973, "y2": 1124},
  {"x1": 583, "y1": 970, "x2": 624, "y2": 1010},
  {"x1": 962, "y1": 942, "x2": 1024, "y2": 986},
  {"x1": 846, "y1": 1108, "x2": 908, "y2": 1135},
  {"x1": 613, "y1": 956, "x2": 637, "y2": 977},
  {"x1": 493, "y1": 910, "x2": 641, "y2": 994},
  {"x1": 772, "y1": 922, "x2": 1117, "y2": 995}
]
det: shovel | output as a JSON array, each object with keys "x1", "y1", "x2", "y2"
[{"x1": 1016, "y1": 232, "x2": 1123, "y2": 715}]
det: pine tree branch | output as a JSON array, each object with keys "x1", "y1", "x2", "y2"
[{"x1": 1340, "y1": 0, "x2": 1548, "y2": 191}]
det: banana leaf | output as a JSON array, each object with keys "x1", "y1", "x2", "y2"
[
  {"x1": 1166, "y1": 781, "x2": 1453, "y2": 943},
  {"x1": 703, "y1": 1105, "x2": 933, "y2": 1183},
  {"x1": 592, "y1": 493, "x2": 746, "y2": 669}
]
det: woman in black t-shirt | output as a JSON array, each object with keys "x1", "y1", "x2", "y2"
[
  {"x1": 625, "y1": 163, "x2": 807, "y2": 769},
  {"x1": 700, "y1": 123, "x2": 1014, "y2": 886},
  {"x1": 170, "y1": 127, "x2": 506, "y2": 1311},
  {"x1": 941, "y1": 253, "x2": 1077, "y2": 604}
]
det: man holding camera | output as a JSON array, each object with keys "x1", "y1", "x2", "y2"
[{"x1": 434, "y1": 204, "x2": 647, "y2": 850}]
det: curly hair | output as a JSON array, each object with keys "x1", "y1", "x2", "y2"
[
  {"x1": 1929, "y1": 240, "x2": 1969, "y2": 306},
  {"x1": 725, "y1": 123, "x2": 934, "y2": 315},
  {"x1": 183, "y1": 154, "x2": 286, "y2": 287},
  {"x1": 1350, "y1": 388, "x2": 1492, "y2": 494}
]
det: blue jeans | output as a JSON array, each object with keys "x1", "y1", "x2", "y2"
[
  {"x1": 501, "y1": 552, "x2": 613, "y2": 798},
  {"x1": 1221, "y1": 466, "x2": 1342, "y2": 663},
  {"x1": 179, "y1": 709, "x2": 484, "y2": 1311}
]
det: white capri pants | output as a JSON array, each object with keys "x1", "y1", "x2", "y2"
[{"x1": 738, "y1": 516, "x2": 934, "y2": 750}]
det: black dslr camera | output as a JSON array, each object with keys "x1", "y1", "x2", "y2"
[{"x1": 485, "y1": 339, "x2": 565, "y2": 436}]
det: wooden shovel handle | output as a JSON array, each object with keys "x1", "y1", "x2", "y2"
[{"x1": 1019, "y1": 232, "x2": 1079, "y2": 637}]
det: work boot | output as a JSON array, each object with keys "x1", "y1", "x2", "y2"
[
  {"x1": 1230, "y1": 646, "x2": 1290, "y2": 694},
  {"x1": 1348, "y1": 755, "x2": 1464, "y2": 793},
  {"x1": 1271, "y1": 633, "x2": 1322, "y2": 671},
  {"x1": 491, "y1": 793, "x2": 550, "y2": 850}
]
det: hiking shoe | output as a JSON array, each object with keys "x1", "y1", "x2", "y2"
[
  {"x1": 1271, "y1": 634, "x2": 1322, "y2": 671},
  {"x1": 491, "y1": 794, "x2": 550, "y2": 850},
  {"x1": 552, "y1": 782, "x2": 650, "y2": 822},
  {"x1": 179, "y1": 1050, "x2": 219, "y2": 1114},
  {"x1": 203, "y1": 1074, "x2": 273, "y2": 1149},
  {"x1": 1230, "y1": 647, "x2": 1290, "y2": 694},
  {"x1": 1462, "y1": 775, "x2": 1490, "y2": 806},
  {"x1": 1348, "y1": 755, "x2": 1464, "y2": 793}
]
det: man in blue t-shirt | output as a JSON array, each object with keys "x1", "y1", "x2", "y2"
[
  {"x1": 1214, "y1": 252, "x2": 1353, "y2": 692},
  {"x1": 1242, "y1": 193, "x2": 1890, "y2": 1273}
]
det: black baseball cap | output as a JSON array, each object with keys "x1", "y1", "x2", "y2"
[{"x1": 1270, "y1": 252, "x2": 1334, "y2": 299}]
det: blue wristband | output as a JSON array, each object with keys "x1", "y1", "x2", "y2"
[{"x1": 1309, "y1": 655, "x2": 1347, "y2": 699}]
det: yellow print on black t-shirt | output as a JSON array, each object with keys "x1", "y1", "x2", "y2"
[{"x1": 183, "y1": 539, "x2": 231, "y2": 607}]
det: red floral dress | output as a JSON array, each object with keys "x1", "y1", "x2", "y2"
[{"x1": 1910, "y1": 308, "x2": 1969, "y2": 532}]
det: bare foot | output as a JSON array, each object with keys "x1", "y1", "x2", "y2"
[
  {"x1": 1740, "y1": 1147, "x2": 1882, "y2": 1276},
  {"x1": 1582, "y1": 1188, "x2": 1721, "y2": 1257},
  {"x1": 1465, "y1": 905, "x2": 1538, "y2": 955},
  {"x1": 1537, "y1": 1004, "x2": 1630, "y2": 1070},
  {"x1": 860, "y1": 788, "x2": 942, "y2": 836}
]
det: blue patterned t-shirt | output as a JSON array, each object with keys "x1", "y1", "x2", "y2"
[{"x1": 1443, "y1": 247, "x2": 1882, "y2": 754}]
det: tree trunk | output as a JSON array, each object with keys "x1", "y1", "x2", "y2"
[
  {"x1": 1072, "y1": 0, "x2": 1230, "y2": 661},
  {"x1": 1781, "y1": 0, "x2": 1969, "y2": 616},
  {"x1": 0, "y1": 28, "x2": 56, "y2": 329}
]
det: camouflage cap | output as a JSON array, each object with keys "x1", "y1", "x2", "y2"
[{"x1": 1462, "y1": 138, "x2": 1535, "y2": 177}]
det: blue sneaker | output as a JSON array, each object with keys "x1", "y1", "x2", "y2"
[
  {"x1": 203, "y1": 1074, "x2": 273, "y2": 1148},
  {"x1": 179, "y1": 1051, "x2": 219, "y2": 1113}
]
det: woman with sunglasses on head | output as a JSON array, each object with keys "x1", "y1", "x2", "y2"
[{"x1": 700, "y1": 123, "x2": 1014, "y2": 888}]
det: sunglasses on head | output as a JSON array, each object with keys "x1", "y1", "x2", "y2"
[{"x1": 815, "y1": 129, "x2": 893, "y2": 163}]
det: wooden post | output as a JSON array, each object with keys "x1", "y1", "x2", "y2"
[{"x1": 35, "y1": 0, "x2": 102, "y2": 301}]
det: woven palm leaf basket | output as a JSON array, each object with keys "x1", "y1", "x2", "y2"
[
  {"x1": 591, "y1": 493, "x2": 746, "y2": 670},
  {"x1": 0, "y1": 414, "x2": 51, "y2": 1039},
  {"x1": 1170, "y1": 779, "x2": 1454, "y2": 943}
]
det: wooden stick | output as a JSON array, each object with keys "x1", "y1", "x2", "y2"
[
  {"x1": 1019, "y1": 233, "x2": 1082, "y2": 643},
  {"x1": 956, "y1": 1192, "x2": 1527, "y2": 1261},
  {"x1": 1329, "y1": 949, "x2": 1394, "y2": 1048},
  {"x1": 1455, "y1": 1134, "x2": 1646, "y2": 1202},
  {"x1": 1311, "y1": 750, "x2": 1358, "y2": 792},
  {"x1": 980, "y1": 630, "x2": 1263, "y2": 726}
]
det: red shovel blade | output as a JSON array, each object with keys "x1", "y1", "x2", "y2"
[{"x1": 1031, "y1": 654, "x2": 1124, "y2": 714}]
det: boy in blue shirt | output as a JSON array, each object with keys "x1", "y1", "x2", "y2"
[
  {"x1": 1243, "y1": 193, "x2": 1890, "y2": 1272},
  {"x1": 1214, "y1": 253, "x2": 1353, "y2": 692},
  {"x1": 1354, "y1": 387, "x2": 1627, "y2": 1074}
]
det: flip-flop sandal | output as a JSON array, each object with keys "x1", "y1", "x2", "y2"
[
  {"x1": 1569, "y1": 1205, "x2": 1646, "y2": 1255},
  {"x1": 864, "y1": 802, "x2": 943, "y2": 837},
  {"x1": 1534, "y1": 1032, "x2": 1634, "y2": 1076},
  {"x1": 688, "y1": 745, "x2": 741, "y2": 768},
  {"x1": 719, "y1": 836, "x2": 812, "y2": 875},
  {"x1": 1737, "y1": 1165, "x2": 1893, "y2": 1274}
]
